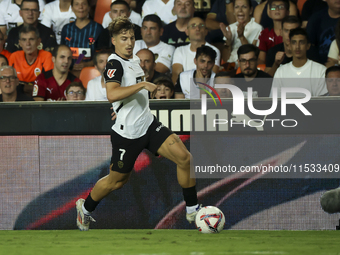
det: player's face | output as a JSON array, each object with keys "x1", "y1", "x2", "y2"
[
  {"x1": 136, "y1": 50, "x2": 155, "y2": 77},
  {"x1": 282, "y1": 22, "x2": 299, "y2": 46},
  {"x1": 20, "y1": 2, "x2": 40, "y2": 25},
  {"x1": 53, "y1": 46, "x2": 73, "y2": 74},
  {"x1": 186, "y1": 18, "x2": 207, "y2": 42},
  {"x1": 234, "y1": 0, "x2": 252, "y2": 24},
  {"x1": 326, "y1": 71, "x2": 340, "y2": 96},
  {"x1": 72, "y1": 0, "x2": 90, "y2": 20},
  {"x1": 112, "y1": 29, "x2": 135, "y2": 59},
  {"x1": 141, "y1": 21, "x2": 162, "y2": 46},
  {"x1": 154, "y1": 84, "x2": 173, "y2": 99},
  {"x1": 173, "y1": 0, "x2": 195, "y2": 19},
  {"x1": 95, "y1": 53, "x2": 110, "y2": 74},
  {"x1": 269, "y1": 1, "x2": 288, "y2": 20},
  {"x1": 66, "y1": 86, "x2": 86, "y2": 101},
  {"x1": 194, "y1": 54, "x2": 214, "y2": 77},
  {"x1": 0, "y1": 68, "x2": 18, "y2": 95},
  {"x1": 110, "y1": 4, "x2": 130, "y2": 19},
  {"x1": 19, "y1": 31, "x2": 41, "y2": 55},
  {"x1": 290, "y1": 34, "x2": 310, "y2": 59},
  {"x1": 238, "y1": 51, "x2": 258, "y2": 77}
]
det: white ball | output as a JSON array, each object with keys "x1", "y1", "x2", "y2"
[{"x1": 195, "y1": 206, "x2": 225, "y2": 234}]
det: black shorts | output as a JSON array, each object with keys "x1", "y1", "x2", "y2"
[{"x1": 110, "y1": 116, "x2": 173, "y2": 173}]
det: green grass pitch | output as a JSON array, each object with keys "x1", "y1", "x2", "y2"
[{"x1": 0, "y1": 230, "x2": 339, "y2": 255}]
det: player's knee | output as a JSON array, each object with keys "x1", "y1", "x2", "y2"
[{"x1": 176, "y1": 150, "x2": 192, "y2": 169}]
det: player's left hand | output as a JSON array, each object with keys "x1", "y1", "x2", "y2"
[{"x1": 110, "y1": 107, "x2": 117, "y2": 121}]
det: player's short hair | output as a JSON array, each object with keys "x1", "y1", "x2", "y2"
[
  {"x1": 237, "y1": 44, "x2": 260, "y2": 59},
  {"x1": 326, "y1": 65, "x2": 340, "y2": 78},
  {"x1": 93, "y1": 49, "x2": 112, "y2": 66},
  {"x1": 108, "y1": 17, "x2": 135, "y2": 38},
  {"x1": 282, "y1": 15, "x2": 301, "y2": 28},
  {"x1": 21, "y1": 0, "x2": 39, "y2": 9},
  {"x1": 136, "y1": 48, "x2": 156, "y2": 63},
  {"x1": 0, "y1": 54, "x2": 9, "y2": 66},
  {"x1": 142, "y1": 14, "x2": 163, "y2": 29},
  {"x1": 289, "y1": 27, "x2": 309, "y2": 42},
  {"x1": 0, "y1": 65, "x2": 17, "y2": 77},
  {"x1": 71, "y1": 0, "x2": 91, "y2": 7},
  {"x1": 153, "y1": 76, "x2": 175, "y2": 92},
  {"x1": 52, "y1": 44, "x2": 71, "y2": 58},
  {"x1": 19, "y1": 24, "x2": 40, "y2": 39},
  {"x1": 66, "y1": 81, "x2": 86, "y2": 94},
  {"x1": 268, "y1": 0, "x2": 289, "y2": 11},
  {"x1": 195, "y1": 45, "x2": 217, "y2": 62},
  {"x1": 110, "y1": 0, "x2": 130, "y2": 10}
]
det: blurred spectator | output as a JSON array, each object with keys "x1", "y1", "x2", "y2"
[
  {"x1": 0, "y1": 31, "x2": 11, "y2": 60},
  {"x1": 220, "y1": 0, "x2": 263, "y2": 67},
  {"x1": 0, "y1": 54, "x2": 9, "y2": 67},
  {"x1": 234, "y1": 44, "x2": 272, "y2": 97},
  {"x1": 0, "y1": 0, "x2": 45, "y2": 36},
  {"x1": 0, "y1": 66, "x2": 34, "y2": 102},
  {"x1": 306, "y1": 0, "x2": 340, "y2": 65},
  {"x1": 301, "y1": 0, "x2": 328, "y2": 28},
  {"x1": 160, "y1": 0, "x2": 195, "y2": 48},
  {"x1": 258, "y1": 0, "x2": 290, "y2": 64},
  {"x1": 9, "y1": 25, "x2": 54, "y2": 96},
  {"x1": 175, "y1": 45, "x2": 216, "y2": 99},
  {"x1": 142, "y1": 0, "x2": 177, "y2": 25},
  {"x1": 85, "y1": 50, "x2": 111, "y2": 101},
  {"x1": 323, "y1": 65, "x2": 340, "y2": 96},
  {"x1": 266, "y1": 16, "x2": 320, "y2": 77},
  {"x1": 61, "y1": 0, "x2": 103, "y2": 77},
  {"x1": 326, "y1": 19, "x2": 340, "y2": 67},
  {"x1": 96, "y1": 0, "x2": 141, "y2": 51},
  {"x1": 271, "y1": 28, "x2": 327, "y2": 97},
  {"x1": 6, "y1": 0, "x2": 57, "y2": 53},
  {"x1": 136, "y1": 48, "x2": 163, "y2": 83},
  {"x1": 102, "y1": 0, "x2": 142, "y2": 28},
  {"x1": 254, "y1": 0, "x2": 298, "y2": 29},
  {"x1": 33, "y1": 45, "x2": 81, "y2": 101},
  {"x1": 151, "y1": 76, "x2": 175, "y2": 99},
  {"x1": 133, "y1": 15, "x2": 175, "y2": 73},
  {"x1": 65, "y1": 81, "x2": 86, "y2": 100},
  {"x1": 41, "y1": 0, "x2": 77, "y2": 44},
  {"x1": 172, "y1": 17, "x2": 221, "y2": 84},
  {"x1": 214, "y1": 71, "x2": 234, "y2": 98}
]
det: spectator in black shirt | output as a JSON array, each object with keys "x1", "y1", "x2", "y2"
[{"x1": 6, "y1": 0, "x2": 57, "y2": 53}]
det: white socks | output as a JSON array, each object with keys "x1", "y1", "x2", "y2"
[
  {"x1": 82, "y1": 203, "x2": 91, "y2": 215},
  {"x1": 186, "y1": 204, "x2": 199, "y2": 214}
]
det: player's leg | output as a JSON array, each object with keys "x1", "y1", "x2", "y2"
[{"x1": 156, "y1": 133, "x2": 201, "y2": 223}]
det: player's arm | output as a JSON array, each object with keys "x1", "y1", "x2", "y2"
[{"x1": 106, "y1": 81, "x2": 156, "y2": 103}]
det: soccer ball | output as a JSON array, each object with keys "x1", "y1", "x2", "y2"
[{"x1": 195, "y1": 206, "x2": 225, "y2": 234}]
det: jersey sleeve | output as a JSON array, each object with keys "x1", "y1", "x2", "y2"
[
  {"x1": 103, "y1": 59, "x2": 124, "y2": 84},
  {"x1": 33, "y1": 73, "x2": 47, "y2": 99},
  {"x1": 172, "y1": 47, "x2": 183, "y2": 65}
]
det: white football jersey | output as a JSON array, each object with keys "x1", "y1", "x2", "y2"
[
  {"x1": 41, "y1": 0, "x2": 76, "y2": 44},
  {"x1": 104, "y1": 53, "x2": 154, "y2": 139}
]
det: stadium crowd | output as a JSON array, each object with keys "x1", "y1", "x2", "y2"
[{"x1": 0, "y1": 0, "x2": 340, "y2": 102}]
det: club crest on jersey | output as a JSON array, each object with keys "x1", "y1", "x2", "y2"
[
  {"x1": 107, "y1": 69, "x2": 116, "y2": 78},
  {"x1": 34, "y1": 68, "x2": 41, "y2": 77}
]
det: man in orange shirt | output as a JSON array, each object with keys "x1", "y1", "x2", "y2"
[{"x1": 9, "y1": 25, "x2": 54, "y2": 95}]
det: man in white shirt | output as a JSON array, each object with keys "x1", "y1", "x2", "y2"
[
  {"x1": 133, "y1": 14, "x2": 175, "y2": 73},
  {"x1": 142, "y1": 0, "x2": 177, "y2": 25},
  {"x1": 175, "y1": 45, "x2": 216, "y2": 99},
  {"x1": 85, "y1": 50, "x2": 111, "y2": 101},
  {"x1": 0, "y1": 0, "x2": 45, "y2": 36},
  {"x1": 171, "y1": 17, "x2": 221, "y2": 84},
  {"x1": 102, "y1": 0, "x2": 142, "y2": 28},
  {"x1": 271, "y1": 28, "x2": 327, "y2": 98},
  {"x1": 41, "y1": 0, "x2": 76, "y2": 44}
]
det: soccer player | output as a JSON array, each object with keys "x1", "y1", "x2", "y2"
[{"x1": 76, "y1": 17, "x2": 199, "y2": 231}]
